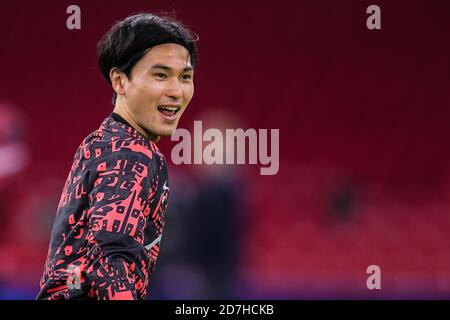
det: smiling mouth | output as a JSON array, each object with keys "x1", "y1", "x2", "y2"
[{"x1": 157, "y1": 105, "x2": 181, "y2": 117}]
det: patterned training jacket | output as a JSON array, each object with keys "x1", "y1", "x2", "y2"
[{"x1": 37, "y1": 112, "x2": 169, "y2": 300}]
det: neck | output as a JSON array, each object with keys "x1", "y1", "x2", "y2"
[{"x1": 113, "y1": 100, "x2": 160, "y2": 143}]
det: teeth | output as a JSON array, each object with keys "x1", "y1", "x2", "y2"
[{"x1": 159, "y1": 106, "x2": 179, "y2": 112}]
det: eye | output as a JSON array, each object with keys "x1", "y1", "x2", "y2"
[
  {"x1": 181, "y1": 74, "x2": 192, "y2": 81},
  {"x1": 155, "y1": 73, "x2": 167, "y2": 79}
]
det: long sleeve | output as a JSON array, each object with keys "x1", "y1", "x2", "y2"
[{"x1": 84, "y1": 148, "x2": 153, "y2": 300}]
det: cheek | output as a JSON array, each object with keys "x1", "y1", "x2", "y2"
[
  {"x1": 131, "y1": 80, "x2": 162, "y2": 104},
  {"x1": 183, "y1": 84, "x2": 194, "y2": 103}
]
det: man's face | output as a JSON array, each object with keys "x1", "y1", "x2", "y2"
[{"x1": 122, "y1": 43, "x2": 194, "y2": 138}]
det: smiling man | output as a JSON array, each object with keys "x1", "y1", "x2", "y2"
[{"x1": 37, "y1": 13, "x2": 198, "y2": 300}]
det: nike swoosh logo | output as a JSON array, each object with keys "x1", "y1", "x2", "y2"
[{"x1": 145, "y1": 234, "x2": 162, "y2": 251}]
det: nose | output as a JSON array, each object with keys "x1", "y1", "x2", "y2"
[{"x1": 166, "y1": 78, "x2": 183, "y2": 101}]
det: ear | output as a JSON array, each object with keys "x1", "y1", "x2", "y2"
[{"x1": 109, "y1": 68, "x2": 128, "y2": 96}]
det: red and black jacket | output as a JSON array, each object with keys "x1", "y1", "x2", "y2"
[{"x1": 37, "y1": 113, "x2": 169, "y2": 300}]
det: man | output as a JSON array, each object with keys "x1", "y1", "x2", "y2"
[{"x1": 37, "y1": 13, "x2": 198, "y2": 300}]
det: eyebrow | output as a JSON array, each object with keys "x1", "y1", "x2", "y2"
[{"x1": 150, "y1": 64, "x2": 194, "y2": 72}]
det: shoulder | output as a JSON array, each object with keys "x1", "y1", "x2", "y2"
[
  {"x1": 76, "y1": 117, "x2": 169, "y2": 177},
  {"x1": 82, "y1": 120, "x2": 154, "y2": 165}
]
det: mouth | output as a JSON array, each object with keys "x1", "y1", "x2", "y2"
[{"x1": 157, "y1": 105, "x2": 181, "y2": 121}]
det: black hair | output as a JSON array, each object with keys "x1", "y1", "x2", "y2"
[{"x1": 97, "y1": 13, "x2": 199, "y2": 105}]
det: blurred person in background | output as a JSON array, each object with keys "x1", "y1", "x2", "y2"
[
  {"x1": 36, "y1": 13, "x2": 198, "y2": 300},
  {"x1": 0, "y1": 101, "x2": 30, "y2": 298},
  {"x1": 0, "y1": 102, "x2": 29, "y2": 238}
]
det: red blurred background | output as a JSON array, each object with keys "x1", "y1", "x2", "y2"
[{"x1": 0, "y1": 0, "x2": 449, "y2": 299}]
